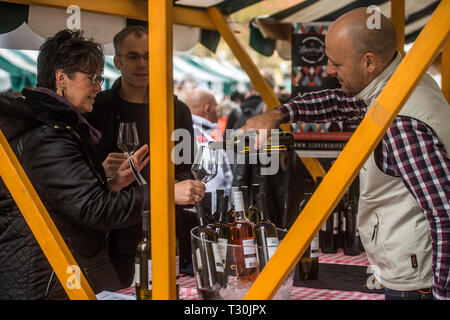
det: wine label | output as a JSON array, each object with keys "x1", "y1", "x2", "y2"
[
  {"x1": 321, "y1": 221, "x2": 327, "y2": 231},
  {"x1": 266, "y1": 237, "x2": 279, "y2": 259},
  {"x1": 195, "y1": 248, "x2": 203, "y2": 271},
  {"x1": 242, "y1": 238, "x2": 258, "y2": 269},
  {"x1": 212, "y1": 243, "x2": 224, "y2": 273},
  {"x1": 333, "y1": 212, "x2": 339, "y2": 235},
  {"x1": 217, "y1": 238, "x2": 228, "y2": 269},
  {"x1": 134, "y1": 260, "x2": 152, "y2": 289},
  {"x1": 310, "y1": 234, "x2": 319, "y2": 258},
  {"x1": 341, "y1": 212, "x2": 346, "y2": 232}
]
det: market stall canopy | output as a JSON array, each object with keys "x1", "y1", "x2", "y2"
[
  {"x1": 0, "y1": 0, "x2": 262, "y2": 54},
  {"x1": 249, "y1": 0, "x2": 441, "y2": 59},
  {"x1": 0, "y1": 48, "x2": 249, "y2": 94}
]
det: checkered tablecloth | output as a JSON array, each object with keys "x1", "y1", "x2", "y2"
[
  {"x1": 117, "y1": 249, "x2": 385, "y2": 300},
  {"x1": 318, "y1": 249, "x2": 371, "y2": 266}
]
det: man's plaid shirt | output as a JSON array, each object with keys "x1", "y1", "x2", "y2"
[{"x1": 277, "y1": 88, "x2": 449, "y2": 299}]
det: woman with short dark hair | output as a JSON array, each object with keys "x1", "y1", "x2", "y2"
[{"x1": 0, "y1": 29, "x2": 149, "y2": 299}]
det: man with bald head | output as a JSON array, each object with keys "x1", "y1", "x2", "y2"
[
  {"x1": 186, "y1": 88, "x2": 233, "y2": 211},
  {"x1": 242, "y1": 7, "x2": 449, "y2": 300}
]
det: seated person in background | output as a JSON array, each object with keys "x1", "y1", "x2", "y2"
[{"x1": 0, "y1": 29, "x2": 149, "y2": 299}]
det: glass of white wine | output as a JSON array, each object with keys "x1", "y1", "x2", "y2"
[
  {"x1": 117, "y1": 122, "x2": 146, "y2": 185},
  {"x1": 191, "y1": 145, "x2": 218, "y2": 184},
  {"x1": 184, "y1": 145, "x2": 218, "y2": 214}
]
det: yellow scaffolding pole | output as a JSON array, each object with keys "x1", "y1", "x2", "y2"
[
  {"x1": 244, "y1": 0, "x2": 450, "y2": 300},
  {"x1": 148, "y1": 0, "x2": 176, "y2": 300},
  {"x1": 443, "y1": 39, "x2": 450, "y2": 103},
  {"x1": 4, "y1": 0, "x2": 216, "y2": 29},
  {"x1": 0, "y1": 131, "x2": 96, "y2": 300},
  {"x1": 206, "y1": 7, "x2": 326, "y2": 181},
  {"x1": 391, "y1": 0, "x2": 405, "y2": 56}
]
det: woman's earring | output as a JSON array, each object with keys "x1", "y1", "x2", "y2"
[{"x1": 60, "y1": 82, "x2": 66, "y2": 98}]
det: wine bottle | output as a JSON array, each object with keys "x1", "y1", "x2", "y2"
[
  {"x1": 320, "y1": 177, "x2": 337, "y2": 253},
  {"x1": 296, "y1": 179, "x2": 319, "y2": 280},
  {"x1": 241, "y1": 185, "x2": 250, "y2": 212},
  {"x1": 135, "y1": 211, "x2": 152, "y2": 300},
  {"x1": 253, "y1": 193, "x2": 279, "y2": 272},
  {"x1": 175, "y1": 238, "x2": 180, "y2": 300},
  {"x1": 213, "y1": 189, "x2": 225, "y2": 220},
  {"x1": 246, "y1": 184, "x2": 260, "y2": 224},
  {"x1": 227, "y1": 186, "x2": 239, "y2": 224},
  {"x1": 333, "y1": 200, "x2": 341, "y2": 251},
  {"x1": 343, "y1": 190, "x2": 361, "y2": 256},
  {"x1": 230, "y1": 191, "x2": 259, "y2": 283},
  {"x1": 192, "y1": 200, "x2": 220, "y2": 298},
  {"x1": 340, "y1": 192, "x2": 348, "y2": 251},
  {"x1": 209, "y1": 130, "x2": 294, "y2": 154},
  {"x1": 203, "y1": 192, "x2": 215, "y2": 224},
  {"x1": 211, "y1": 194, "x2": 230, "y2": 286}
]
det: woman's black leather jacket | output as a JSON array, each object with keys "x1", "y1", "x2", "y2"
[{"x1": 0, "y1": 89, "x2": 149, "y2": 299}]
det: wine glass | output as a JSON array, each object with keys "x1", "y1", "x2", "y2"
[
  {"x1": 117, "y1": 122, "x2": 146, "y2": 185},
  {"x1": 117, "y1": 122, "x2": 139, "y2": 154},
  {"x1": 192, "y1": 145, "x2": 218, "y2": 184},
  {"x1": 184, "y1": 145, "x2": 218, "y2": 214}
]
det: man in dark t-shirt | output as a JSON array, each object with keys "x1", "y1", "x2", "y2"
[{"x1": 85, "y1": 26, "x2": 204, "y2": 288}]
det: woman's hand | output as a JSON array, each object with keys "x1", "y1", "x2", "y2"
[
  {"x1": 174, "y1": 180, "x2": 206, "y2": 205},
  {"x1": 102, "y1": 152, "x2": 126, "y2": 178},
  {"x1": 107, "y1": 145, "x2": 149, "y2": 191}
]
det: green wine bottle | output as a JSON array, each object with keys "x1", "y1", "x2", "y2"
[{"x1": 253, "y1": 193, "x2": 279, "y2": 272}]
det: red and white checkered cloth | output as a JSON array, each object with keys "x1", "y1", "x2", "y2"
[
  {"x1": 117, "y1": 250, "x2": 385, "y2": 300},
  {"x1": 318, "y1": 249, "x2": 371, "y2": 266},
  {"x1": 289, "y1": 287, "x2": 384, "y2": 300}
]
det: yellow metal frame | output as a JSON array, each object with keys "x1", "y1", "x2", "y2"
[
  {"x1": 443, "y1": 40, "x2": 450, "y2": 103},
  {"x1": 244, "y1": 0, "x2": 450, "y2": 299},
  {"x1": 0, "y1": 0, "x2": 447, "y2": 300},
  {"x1": 148, "y1": 0, "x2": 176, "y2": 300},
  {"x1": 391, "y1": 0, "x2": 405, "y2": 56},
  {"x1": 5, "y1": 0, "x2": 216, "y2": 29}
]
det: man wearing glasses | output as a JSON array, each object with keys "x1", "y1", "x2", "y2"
[{"x1": 85, "y1": 26, "x2": 205, "y2": 289}]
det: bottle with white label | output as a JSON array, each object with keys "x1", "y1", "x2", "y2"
[
  {"x1": 211, "y1": 194, "x2": 230, "y2": 286},
  {"x1": 230, "y1": 191, "x2": 259, "y2": 283},
  {"x1": 135, "y1": 211, "x2": 152, "y2": 300},
  {"x1": 296, "y1": 179, "x2": 319, "y2": 280},
  {"x1": 253, "y1": 193, "x2": 279, "y2": 272},
  {"x1": 134, "y1": 211, "x2": 180, "y2": 300}
]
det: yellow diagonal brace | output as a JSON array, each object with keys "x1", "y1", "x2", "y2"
[
  {"x1": 206, "y1": 7, "x2": 325, "y2": 181},
  {"x1": 0, "y1": 130, "x2": 96, "y2": 300},
  {"x1": 245, "y1": 0, "x2": 450, "y2": 300},
  {"x1": 149, "y1": 0, "x2": 176, "y2": 300}
]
